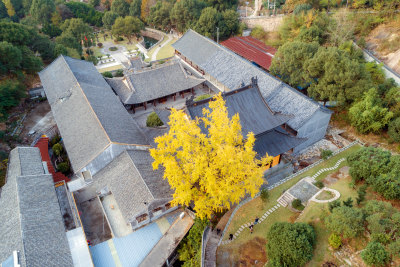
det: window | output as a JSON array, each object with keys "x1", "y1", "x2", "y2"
[{"x1": 136, "y1": 213, "x2": 148, "y2": 223}]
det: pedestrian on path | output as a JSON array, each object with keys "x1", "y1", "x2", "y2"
[
  {"x1": 254, "y1": 217, "x2": 259, "y2": 225},
  {"x1": 249, "y1": 224, "x2": 253, "y2": 234},
  {"x1": 229, "y1": 233, "x2": 233, "y2": 240}
]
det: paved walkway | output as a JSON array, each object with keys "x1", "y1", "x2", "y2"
[
  {"x1": 220, "y1": 203, "x2": 281, "y2": 245},
  {"x1": 310, "y1": 158, "x2": 346, "y2": 180},
  {"x1": 151, "y1": 34, "x2": 172, "y2": 61},
  {"x1": 310, "y1": 187, "x2": 341, "y2": 203}
]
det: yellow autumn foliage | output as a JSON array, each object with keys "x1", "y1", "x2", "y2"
[{"x1": 150, "y1": 93, "x2": 272, "y2": 219}]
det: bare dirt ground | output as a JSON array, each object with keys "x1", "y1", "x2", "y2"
[
  {"x1": 20, "y1": 101, "x2": 55, "y2": 143},
  {"x1": 366, "y1": 18, "x2": 400, "y2": 73}
]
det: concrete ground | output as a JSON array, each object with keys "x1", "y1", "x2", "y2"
[
  {"x1": 101, "y1": 194, "x2": 132, "y2": 238},
  {"x1": 77, "y1": 196, "x2": 113, "y2": 246}
]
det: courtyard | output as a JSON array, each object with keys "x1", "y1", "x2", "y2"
[{"x1": 217, "y1": 144, "x2": 362, "y2": 266}]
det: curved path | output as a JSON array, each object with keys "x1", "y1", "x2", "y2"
[
  {"x1": 310, "y1": 187, "x2": 341, "y2": 203},
  {"x1": 151, "y1": 34, "x2": 172, "y2": 61}
]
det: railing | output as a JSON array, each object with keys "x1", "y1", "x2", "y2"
[
  {"x1": 201, "y1": 226, "x2": 211, "y2": 267},
  {"x1": 30, "y1": 125, "x2": 58, "y2": 147},
  {"x1": 218, "y1": 140, "x2": 361, "y2": 246}
]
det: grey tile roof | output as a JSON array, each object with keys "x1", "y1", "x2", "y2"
[
  {"x1": 254, "y1": 129, "x2": 306, "y2": 157},
  {"x1": 153, "y1": 108, "x2": 171, "y2": 126},
  {"x1": 91, "y1": 149, "x2": 172, "y2": 222},
  {"x1": 0, "y1": 147, "x2": 73, "y2": 267},
  {"x1": 173, "y1": 30, "x2": 332, "y2": 130},
  {"x1": 106, "y1": 62, "x2": 204, "y2": 105},
  {"x1": 186, "y1": 83, "x2": 291, "y2": 135},
  {"x1": 39, "y1": 55, "x2": 148, "y2": 172}
]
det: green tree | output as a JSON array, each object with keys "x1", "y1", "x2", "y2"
[
  {"x1": 266, "y1": 222, "x2": 315, "y2": 267},
  {"x1": 361, "y1": 242, "x2": 388, "y2": 267},
  {"x1": 347, "y1": 147, "x2": 391, "y2": 183},
  {"x1": 102, "y1": 11, "x2": 119, "y2": 30},
  {"x1": 60, "y1": 18, "x2": 92, "y2": 39},
  {"x1": 0, "y1": 80, "x2": 25, "y2": 120},
  {"x1": 219, "y1": 9, "x2": 239, "y2": 38},
  {"x1": 29, "y1": 0, "x2": 55, "y2": 24},
  {"x1": 52, "y1": 143, "x2": 63, "y2": 156},
  {"x1": 56, "y1": 32, "x2": 82, "y2": 55},
  {"x1": 129, "y1": 0, "x2": 141, "y2": 17},
  {"x1": 111, "y1": 0, "x2": 129, "y2": 17},
  {"x1": 147, "y1": 0, "x2": 172, "y2": 30},
  {"x1": 325, "y1": 206, "x2": 364, "y2": 238},
  {"x1": 389, "y1": 117, "x2": 400, "y2": 142},
  {"x1": 54, "y1": 43, "x2": 68, "y2": 57},
  {"x1": 270, "y1": 41, "x2": 318, "y2": 89},
  {"x1": 170, "y1": 0, "x2": 205, "y2": 33},
  {"x1": 195, "y1": 7, "x2": 221, "y2": 39},
  {"x1": 0, "y1": 41, "x2": 21, "y2": 74},
  {"x1": 305, "y1": 46, "x2": 370, "y2": 104},
  {"x1": 349, "y1": 88, "x2": 393, "y2": 134},
  {"x1": 204, "y1": 0, "x2": 237, "y2": 11},
  {"x1": 19, "y1": 45, "x2": 43, "y2": 73},
  {"x1": 177, "y1": 218, "x2": 208, "y2": 266},
  {"x1": 112, "y1": 16, "x2": 144, "y2": 43},
  {"x1": 146, "y1": 112, "x2": 163, "y2": 127},
  {"x1": 89, "y1": 0, "x2": 100, "y2": 8}
]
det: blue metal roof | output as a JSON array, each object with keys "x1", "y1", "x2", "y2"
[
  {"x1": 90, "y1": 242, "x2": 116, "y2": 267},
  {"x1": 90, "y1": 211, "x2": 180, "y2": 267},
  {"x1": 1, "y1": 254, "x2": 13, "y2": 267}
]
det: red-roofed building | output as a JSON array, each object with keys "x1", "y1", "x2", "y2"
[{"x1": 221, "y1": 36, "x2": 277, "y2": 71}]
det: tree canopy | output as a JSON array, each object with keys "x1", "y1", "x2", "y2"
[
  {"x1": 29, "y1": 0, "x2": 55, "y2": 24},
  {"x1": 266, "y1": 222, "x2": 316, "y2": 267},
  {"x1": 112, "y1": 16, "x2": 144, "y2": 44},
  {"x1": 150, "y1": 94, "x2": 271, "y2": 219},
  {"x1": 102, "y1": 11, "x2": 119, "y2": 30},
  {"x1": 325, "y1": 206, "x2": 364, "y2": 238},
  {"x1": 349, "y1": 88, "x2": 393, "y2": 134},
  {"x1": 111, "y1": 0, "x2": 129, "y2": 17}
]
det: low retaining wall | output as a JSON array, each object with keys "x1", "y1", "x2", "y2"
[
  {"x1": 139, "y1": 28, "x2": 164, "y2": 52},
  {"x1": 201, "y1": 226, "x2": 211, "y2": 267}
]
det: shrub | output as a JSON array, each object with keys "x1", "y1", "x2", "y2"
[
  {"x1": 328, "y1": 200, "x2": 341, "y2": 212},
  {"x1": 97, "y1": 42, "x2": 103, "y2": 48},
  {"x1": 114, "y1": 69, "x2": 124, "y2": 77},
  {"x1": 109, "y1": 46, "x2": 118, "y2": 51},
  {"x1": 194, "y1": 94, "x2": 212, "y2": 101},
  {"x1": 357, "y1": 37, "x2": 366, "y2": 49},
  {"x1": 102, "y1": 71, "x2": 113, "y2": 78},
  {"x1": 266, "y1": 222, "x2": 315, "y2": 267},
  {"x1": 388, "y1": 117, "x2": 400, "y2": 143},
  {"x1": 314, "y1": 180, "x2": 324, "y2": 189},
  {"x1": 320, "y1": 149, "x2": 333, "y2": 160},
  {"x1": 146, "y1": 112, "x2": 163, "y2": 127},
  {"x1": 388, "y1": 239, "x2": 400, "y2": 258},
  {"x1": 342, "y1": 197, "x2": 353, "y2": 208},
  {"x1": 50, "y1": 134, "x2": 61, "y2": 147},
  {"x1": 361, "y1": 242, "x2": 388, "y2": 266},
  {"x1": 52, "y1": 143, "x2": 63, "y2": 156},
  {"x1": 356, "y1": 184, "x2": 367, "y2": 204},
  {"x1": 328, "y1": 233, "x2": 341, "y2": 249},
  {"x1": 371, "y1": 233, "x2": 391, "y2": 245},
  {"x1": 325, "y1": 206, "x2": 364, "y2": 238},
  {"x1": 292, "y1": 199, "x2": 303, "y2": 210},
  {"x1": 347, "y1": 147, "x2": 391, "y2": 183},
  {"x1": 260, "y1": 188, "x2": 269, "y2": 203},
  {"x1": 57, "y1": 162, "x2": 70, "y2": 174},
  {"x1": 293, "y1": 3, "x2": 312, "y2": 15}
]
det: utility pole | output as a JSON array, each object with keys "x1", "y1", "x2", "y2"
[{"x1": 216, "y1": 27, "x2": 219, "y2": 44}]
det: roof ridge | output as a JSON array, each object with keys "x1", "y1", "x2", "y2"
[
  {"x1": 126, "y1": 150, "x2": 155, "y2": 200},
  {"x1": 184, "y1": 30, "x2": 330, "y2": 113}
]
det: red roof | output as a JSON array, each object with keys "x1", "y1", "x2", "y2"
[
  {"x1": 221, "y1": 36, "x2": 277, "y2": 70},
  {"x1": 35, "y1": 137, "x2": 70, "y2": 184}
]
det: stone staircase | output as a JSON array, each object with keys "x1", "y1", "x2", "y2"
[
  {"x1": 277, "y1": 191, "x2": 295, "y2": 207},
  {"x1": 203, "y1": 230, "x2": 219, "y2": 267}
]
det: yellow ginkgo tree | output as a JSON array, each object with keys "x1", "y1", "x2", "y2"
[{"x1": 150, "y1": 93, "x2": 272, "y2": 219}]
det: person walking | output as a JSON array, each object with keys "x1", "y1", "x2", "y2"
[
  {"x1": 254, "y1": 217, "x2": 259, "y2": 225},
  {"x1": 249, "y1": 224, "x2": 254, "y2": 234},
  {"x1": 229, "y1": 233, "x2": 233, "y2": 240}
]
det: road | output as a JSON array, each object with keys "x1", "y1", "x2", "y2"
[{"x1": 151, "y1": 34, "x2": 173, "y2": 61}]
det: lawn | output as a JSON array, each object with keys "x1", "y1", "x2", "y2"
[
  {"x1": 98, "y1": 64, "x2": 123, "y2": 73},
  {"x1": 98, "y1": 31, "x2": 139, "y2": 51},
  {"x1": 156, "y1": 38, "x2": 177, "y2": 60},
  {"x1": 217, "y1": 144, "x2": 362, "y2": 265}
]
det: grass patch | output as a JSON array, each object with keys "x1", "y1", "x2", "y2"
[
  {"x1": 315, "y1": 190, "x2": 334, "y2": 200},
  {"x1": 93, "y1": 47, "x2": 105, "y2": 58},
  {"x1": 156, "y1": 38, "x2": 177, "y2": 60},
  {"x1": 98, "y1": 64, "x2": 124, "y2": 73}
]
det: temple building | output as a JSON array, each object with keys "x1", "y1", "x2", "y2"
[
  {"x1": 173, "y1": 29, "x2": 333, "y2": 153},
  {"x1": 186, "y1": 78, "x2": 305, "y2": 169},
  {"x1": 106, "y1": 61, "x2": 205, "y2": 112}
]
